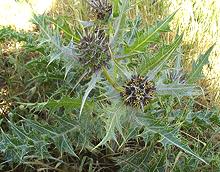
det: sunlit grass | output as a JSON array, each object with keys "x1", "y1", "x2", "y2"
[
  {"x1": 0, "y1": 0, "x2": 55, "y2": 30},
  {"x1": 164, "y1": 0, "x2": 220, "y2": 105}
]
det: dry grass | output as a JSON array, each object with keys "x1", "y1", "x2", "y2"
[{"x1": 164, "y1": 0, "x2": 220, "y2": 106}]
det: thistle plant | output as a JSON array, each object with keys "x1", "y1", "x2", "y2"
[{"x1": 0, "y1": 0, "x2": 218, "y2": 171}]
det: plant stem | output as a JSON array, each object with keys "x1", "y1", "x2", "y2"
[{"x1": 102, "y1": 66, "x2": 123, "y2": 92}]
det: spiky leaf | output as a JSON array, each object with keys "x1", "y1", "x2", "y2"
[
  {"x1": 188, "y1": 44, "x2": 215, "y2": 83},
  {"x1": 140, "y1": 34, "x2": 183, "y2": 75},
  {"x1": 156, "y1": 83, "x2": 202, "y2": 97},
  {"x1": 136, "y1": 116, "x2": 207, "y2": 164},
  {"x1": 93, "y1": 103, "x2": 126, "y2": 150},
  {"x1": 80, "y1": 73, "x2": 100, "y2": 116},
  {"x1": 125, "y1": 11, "x2": 177, "y2": 54}
]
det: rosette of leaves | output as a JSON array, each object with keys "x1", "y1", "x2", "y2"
[
  {"x1": 92, "y1": 36, "x2": 214, "y2": 169},
  {"x1": 89, "y1": 2, "x2": 215, "y2": 168},
  {"x1": 87, "y1": 0, "x2": 112, "y2": 20},
  {"x1": 76, "y1": 27, "x2": 111, "y2": 72}
]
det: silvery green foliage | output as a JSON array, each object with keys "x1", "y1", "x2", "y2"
[{"x1": 0, "y1": 0, "x2": 217, "y2": 171}]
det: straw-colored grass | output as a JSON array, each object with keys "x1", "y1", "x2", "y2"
[{"x1": 163, "y1": 0, "x2": 220, "y2": 106}]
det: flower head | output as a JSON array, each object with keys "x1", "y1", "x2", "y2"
[
  {"x1": 87, "y1": 0, "x2": 112, "y2": 20},
  {"x1": 120, "y1": 75, "x2": 155, "y2": 108},
  {"x1": 77, "y1": 28, "x2": 111, "y2": 72}
]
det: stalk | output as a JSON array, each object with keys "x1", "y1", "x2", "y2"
[{"x1": 102, "y1": 66, "x2": 123, "y2": 92}]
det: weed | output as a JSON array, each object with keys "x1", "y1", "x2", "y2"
[{"x1": 0, "y1": 0, "x2": 219, "y2": 171}]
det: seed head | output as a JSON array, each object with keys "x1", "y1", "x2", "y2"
[
  {"x1": 77, "y1": 28, "x2": 111, "y2": 72},
  {"x1": 120, "y1": 75, "x2": 155, "y2": 108},
  {"x1": 87, "y1": 0, "x2": 112, "y2": 20}
]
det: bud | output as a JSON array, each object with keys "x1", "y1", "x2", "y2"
[
  {"x1": 87, "y1": 0, "x2": 112, "y2": 20},
  {"x1": 77, "y1": 28, "x2": 111, "y2": 72}
]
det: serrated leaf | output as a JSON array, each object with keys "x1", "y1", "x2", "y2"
[
  {"x1": 140, "y1": 34, "x2": 183, "y2": 75},
  {"x1": 93, "y1": 103, "x2": 125, "y2": 150},
  {"x1": 55, "y1": 115, "x2": 79, "y2": 130},
  {"x1": 188, "y1": 44, "x2": 215, "y2": 83},
  {"x1": 34, "y1": 142, "x2": 50, "y2": 159},
  {"x1": 48, "y1": 17, "x2": 77, "y2": 40},
  {"x1": 25, "y1": 119, "x2": 57, "y2": 137},
  {"x1": 110, "y1": 0, "x2": 129, "y2": 47},
  {"x1": 80, "y1": 72, "x2": 100, "y2": 116},
  {"x1": 33, "y1": 15, "x2": 77, "y2": 76},
  {"x1": 64, "y1": 60, "x2": 75, "y2": 79},
  {"x1": 147, "y1": 45, "x2": 183, "y2": 81},
  {"x1": 0, "y1": 130, "x2": 29, "y2": 162},
  {"x1": 53, "y1": 134, "x2": 78, "y2": 158},
  {"x1": 7, "y1": 120, "x2": 33, "y2": 141},
  {"x1": 136, "y1": 116, "x2": 207, "y2": 164},
  {"x1": 159, "y1": 131, "x2": 207, "y2": 164},
  {"x1": 0, "y1": 130, "x2": 17, "y2": 148},
  {"x1": 48, "y1": 52, "x2": 62, "y2": 66},
  {"x1": 113, "y1": 59, "x2": 131, "y2": 79},
  {"x1": 125, "y1": 11, "x2": 177, "y2": 54},
  {"x1": 156, "y1": 83, "x2": 202, "y2": 97}
]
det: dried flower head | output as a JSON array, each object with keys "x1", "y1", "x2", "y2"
[
  {"x1": 77, "y1": 28, "x2": 111, "y2": 72},
  {"x1": 87, "y1": 0, "x2": 112, "y2": 20},
  {"x1": 0, "y1": 86, "x2": 11, "y2": 116},
  {"x1": 120, "y1": 75, "x2": 155, "y2": 109}
]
